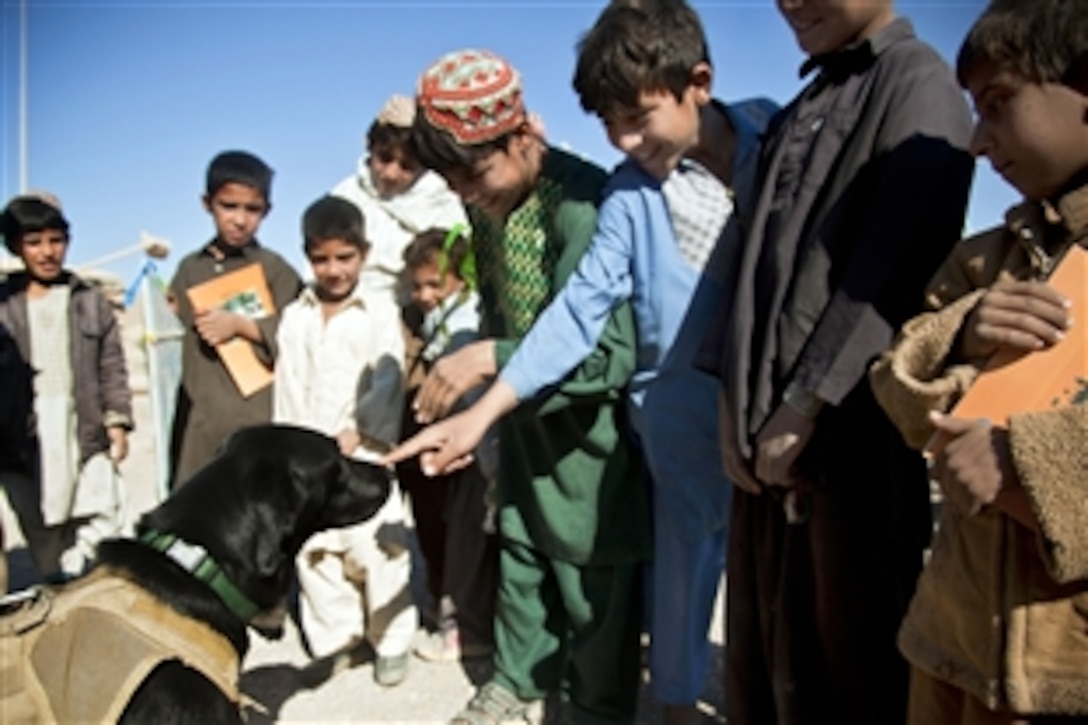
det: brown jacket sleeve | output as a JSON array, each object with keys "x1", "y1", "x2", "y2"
[
  {"x1": 1009, "y1": 405, "x2": 1088, "y2": 584},
  {"x1": 94, "y1": 288, "x2": 133, "y2": 430},
  {"x1": 869, "y1": 289, "x2": 984, "y2": 449},
  {"x1": 869, "y1": 225, "x2": 1029, "y2": 449}
]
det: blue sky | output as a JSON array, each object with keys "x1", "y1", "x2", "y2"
[{"x1": 0, "y1": 0, "x2": 1013, "y2": 286}]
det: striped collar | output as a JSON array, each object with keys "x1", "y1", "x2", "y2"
[{"x1": 139, "y1": 529, "x2": 259, "y2": 622}]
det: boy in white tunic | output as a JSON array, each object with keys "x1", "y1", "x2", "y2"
[
  {"x1": 331, "y1": 93, "x2": 467, "y2": 305},
  {"x1": 273, "y1": 195, "x2": 416, "y2": 686},
  {"x1": 0, "y1": 193, "x2": 132, "y2": 586}
]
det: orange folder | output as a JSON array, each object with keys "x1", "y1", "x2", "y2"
[
  {"x1": 937, "y1": 243, "x2": 1087, "y2": 440},
  {"x1": 186, "y1": 263, "x2": 276, "y2": 398}
]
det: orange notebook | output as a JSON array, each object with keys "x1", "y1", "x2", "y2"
[
  {"x1": 186, "y1": 263, "x2": 276, "y2": 398},
  {"x1": 930, "y1": 244, "x2": 1087, "y2": 451}
]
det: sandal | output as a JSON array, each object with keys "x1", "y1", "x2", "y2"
[{"x1": 450, "y1": 681, "x2": 533, "y2": 724}]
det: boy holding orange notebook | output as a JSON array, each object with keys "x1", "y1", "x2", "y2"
[
  {"x1": 869, "y1": 0, "x2": 1088, "y2": 719},
  {"x1": 168, "y1": 150, "x2": 302, "y2": 487}
]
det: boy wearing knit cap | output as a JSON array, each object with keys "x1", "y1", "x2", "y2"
[
  {"x1": 401, "y1": 49, "x2": 648, "y2": 723},
  {"x1": 331, "y1": 93, "x2": 467, "y2": 305},
  {"x1": 391, "y1": 3, "x2": 775, "y2": 721}
]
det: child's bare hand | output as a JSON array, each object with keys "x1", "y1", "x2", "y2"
[
  {"x1": 382, "y1": 409, "x2": 485, "y2": 476},
  {"x1": 107, "y1": 426, "x2": 129, "y2": 463},
  {"x1": 927, "y1": 412, "x2": 1015, "y2": 516},
  {"x1": 959, "y1": 280, "x2": 1071, "y2": 361},
  {"x1": 754, "y1": 402, "x2": 815, "y2": 488},
  {"x1": 194, "y1": 308, "x2": 240, "y2": 347},
  {"x1": 413, "y1": 340, "x2": 496, "y2": 423},
  {"x1": 336, "y1": 429, "x2": 361, "y2": 457}
]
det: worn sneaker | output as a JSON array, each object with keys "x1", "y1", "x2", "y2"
[
  {"x1": 374, "y1": 652, "x2": 410, "y2": 687},
  {"x1": 414, "y1": 627, "x2": 494, "y2": 663},
  {"x1": 451, "y1": 681, "x2": 534, "y2": 724}
]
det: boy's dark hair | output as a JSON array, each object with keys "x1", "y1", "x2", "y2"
[
  {"x1": 205, "y1": 150, "x2": 274, "y2": 203},
  {"x1": 367, "y1": 122, "x2": 421, "y2": 169},
  {"x1": 403, "y1": 227, "x2": 469, "y2": 279},
  {"x1": 957, "y1": 0, "x2": 1088, "y2": 89},
  {"x1": 573, "y1": 0, "x2": 710, "y2": 118},
  {"x1": 1, "y1": 196, "x2": 70, "y2": 255},
  {"x1": 412, "y1": 111, "x2": 518, "y2": 175},
  {"x1": 302, "y1": 196, "x2": 368, "y2": 253}
]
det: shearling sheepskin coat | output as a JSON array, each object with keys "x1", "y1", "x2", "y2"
[{"x1": 869, "y1": 184, "x2": 1088, "y2": 715}]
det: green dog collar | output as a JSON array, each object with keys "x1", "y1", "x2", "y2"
[{"x1": 140, "y1": 529, "x2": 260, "y2": 622}]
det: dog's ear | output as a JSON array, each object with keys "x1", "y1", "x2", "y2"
[
  {"x1": 252, "y1": 515, "x2": 288, "y2": 581},
  {"x1": 250, "y1": 458, "x2": 315, "y2": 580}
]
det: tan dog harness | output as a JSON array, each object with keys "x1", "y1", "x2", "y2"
[{"x1": 0, "y1": 567, "x2": 240, "y2": 724}]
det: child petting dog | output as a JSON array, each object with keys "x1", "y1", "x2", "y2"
[{"x1": 274, "y1": 195, "x2": 417, "y2": 686}]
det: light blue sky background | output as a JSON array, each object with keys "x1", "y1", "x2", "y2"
[{"x1": 0, "y1": 0, "x2": 1014, "y2": 287}]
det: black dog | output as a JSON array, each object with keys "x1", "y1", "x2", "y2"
[{"x1": 17, "y1": 424, "x2": 391, "y2": 724}]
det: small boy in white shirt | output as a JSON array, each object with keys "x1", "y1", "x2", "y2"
[{"x1": 274, "y1": 195, "x2": 416, "y2": 686}]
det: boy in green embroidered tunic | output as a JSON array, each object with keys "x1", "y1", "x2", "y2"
[{"x1": 392, "y1": 49, "x2": 647, "y2": 723}]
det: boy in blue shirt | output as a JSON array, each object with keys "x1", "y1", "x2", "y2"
[{"x1": 387, "y1": 2, "x2": 774, "y2": 720}]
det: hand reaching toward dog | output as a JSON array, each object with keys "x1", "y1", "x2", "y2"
[
  {"x1": 336, "y1": 428, "x2": 361, "y2": 457},
  {"x1": 387, "y1": 379, "x2": 518, "y2": 476},
  {"x1": 384, "y1": 409, "x2": 486, "y2": 476},
  {"x1": 413, "y1": 340, "x2": 497, "y2": 424}
]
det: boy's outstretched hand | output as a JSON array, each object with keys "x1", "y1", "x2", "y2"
[
  {"x1": 958, "y1": 279, "x2": 1072, "y2": 361},
  {"x1": 383, "y1": 408, "x2": 486, "y2": 476},
  {"x1": 413, "y1": 340, "x2": 497, "y2": 424},
  {"x1": 388, "y1": 378, "x2": 519, "y2": 476}
]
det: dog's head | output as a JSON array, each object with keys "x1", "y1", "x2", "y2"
[{"x1": 139, "y1": 425, "x2": 391, "y2": 617}]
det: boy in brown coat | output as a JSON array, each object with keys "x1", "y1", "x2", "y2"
[{"x1": 870, "y1": 0, "x2": 1088, "y2": 720}]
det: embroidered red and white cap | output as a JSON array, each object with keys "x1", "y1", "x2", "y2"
[{"x1": 417, "y1": 49, "x2": 526, "y2": 145}]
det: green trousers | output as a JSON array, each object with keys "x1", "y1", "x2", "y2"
[{"x1": 492, "y1": 536, "x2": 643, "y2": 723}]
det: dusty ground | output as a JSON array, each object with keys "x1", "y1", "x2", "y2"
[{"x1": 1, "y1": 306, "x2": 726, "y2": 723}]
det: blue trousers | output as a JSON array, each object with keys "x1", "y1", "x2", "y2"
[{"x1": 645, "y1": 503, "x2": 727, "y2": 705}]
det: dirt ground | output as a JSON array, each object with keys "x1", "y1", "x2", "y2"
[{"x1": 4, "y1": 544, "x2": 724, "y2": 723}]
